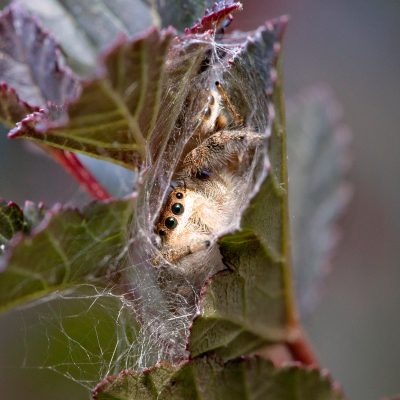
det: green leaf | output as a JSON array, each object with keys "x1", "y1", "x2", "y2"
[
  {"x1": 0, "y1": 200, "x2": 25, "y2": 250},
  {"x1": 0, "y1": 3, "x2": 79, "y2": 107},
  {"x1": 1, "y1": 3, "x2": 221, "y2": 170},
  {"x1": 0, "y1": 200, "x2": 45, "y2": 254},
  {"x1": 0, "y1": 198, "x2": 134, "y2": 311},
  {"x1": 9, "y1": 28, "x2": 174, "y2": 168},
  {"x1": 9, "y1": 27, "x2": 208, "y2": 170},
  {"x1": 188, "y1": 18, "x2": 297, "y2": 360},
  {"x1": 287, "y1": 87, "x2": 351, "y2": 313},
  {"x1": 92, "y1": 357, "x2": 345, "y2": 400}
]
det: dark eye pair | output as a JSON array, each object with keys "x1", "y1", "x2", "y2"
[
  {"x1": 159, "y1": 192, "x2": 185, "y2": 234},
  {"x1": 164, "y1": 202, "x2": 184, "y2": 229}
]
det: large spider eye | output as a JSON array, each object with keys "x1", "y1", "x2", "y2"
[
  {"x1": 196, "y1": 169, "x2": 211, "y2": 180},
  {"x1": 171, "y1": 203, "x2": 184, "y2": 215},
  {"x1": 165, "y1": 217, "x2": 178, "y2": 229}
]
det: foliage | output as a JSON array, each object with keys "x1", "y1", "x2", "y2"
[
  {"x1": 0, "y1": 1, "x2": 350, "y2": 399},
  {"x1": 93, "y1": 357, "x2": 343, "y2": 400}
]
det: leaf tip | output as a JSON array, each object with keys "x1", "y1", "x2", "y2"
[{"x1": 185, "y1": 1, "x2": 243, "y2": 35}]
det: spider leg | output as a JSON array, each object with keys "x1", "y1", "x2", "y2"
[
  {"x1": 215, "y1": 81, "x2": 244, "y2": 126},
  {"x1": 162, "y1": 240, "x2": 211, "y2": 263},
  {"x1": 182, "y1": 130, "x2": 263, "y2": 176}
]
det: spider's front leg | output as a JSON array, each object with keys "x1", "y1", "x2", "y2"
[
  {"x1": 161, "y1": 240, "x2": 211, "y2": 264},
  {"x1": 182, "y1": 129, "x2": 264, "y2": 177}
]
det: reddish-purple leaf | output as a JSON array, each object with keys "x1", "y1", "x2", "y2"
[
  {"x1": 185, "y1": 1, "x2": 242, "y2": 34},
  {"x1": 0, "y1": 3, "x2": 79, "y2": 107},
  {"x1": 0, "y1": 3, "x2": 110, "y2": 199},
  {"x1": 16, "y1": 0, "x2": 216, "y2": 71}
]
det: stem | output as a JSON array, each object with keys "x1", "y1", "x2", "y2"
[
  {"x1": 287, "y1": 330, "x2": 319, "y2": 366},
  {"x1": 49, "y1": 149, "x2": 111, "y2": 200},
  {"x1": 274, "y1": 56, "x2": 318, "y2": 368}
]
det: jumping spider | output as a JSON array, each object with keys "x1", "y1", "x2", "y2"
[{"x1": 156, "y1": 81, "x2": 263, "y2": 266}]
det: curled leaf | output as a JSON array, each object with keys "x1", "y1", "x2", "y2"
[
  {"x1": 92, "y1": 357, "x2": 345, "y2": 400},
  {"x1": 8, "y1": 28, "x2": 176, "y2": 169},
  {"x1": 188, "y1": 18, "x2": 295, "y2": 360},
  {"x1": 184, "y1": 1, "x2": 242, "y2": 34}
]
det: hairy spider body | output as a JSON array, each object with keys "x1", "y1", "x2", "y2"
[{"x1": 156, "y1": 81, "x2": 262, "y2": 266}]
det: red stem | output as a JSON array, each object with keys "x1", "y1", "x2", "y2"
[
  {"x1": 287, "y1": 329, "x2": 319, "y2": 367},
  {"x1": 50, "y1": 149, "x2": 111, "y2": 200}
]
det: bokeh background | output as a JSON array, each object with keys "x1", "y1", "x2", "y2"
[{"x1": 1, "y1": 0, "x2": 399, "y2": 399}]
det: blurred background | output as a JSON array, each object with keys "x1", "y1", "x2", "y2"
[{"x1": 0, "y1": 0, "x2": 399, "y2": 399}]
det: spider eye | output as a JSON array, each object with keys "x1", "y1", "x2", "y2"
[
  {"x1": 159, "y1": 229, "x2": 166, "y2": 236},
  {"x1": 171, "y1": 203, "x2": 184, "y2": 215},
  {"x1": 165, "y1": 217, "x2": 178, "y2": 229},
  {"x1": 196, "y1": 169, "x2": 211, "y2": 180},
  {"x1": 176, "y1": 192, "x2": 184, "y2": 199}
]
